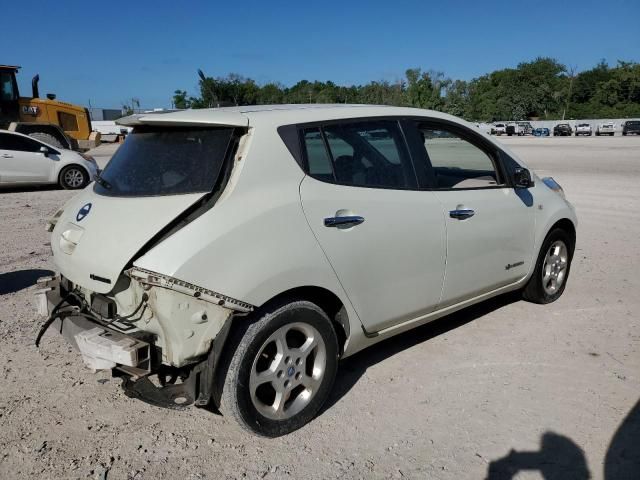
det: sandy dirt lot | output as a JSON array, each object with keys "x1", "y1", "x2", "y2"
[{"x1": 1, "y1": 136, "x2": 638, "y2": 479}]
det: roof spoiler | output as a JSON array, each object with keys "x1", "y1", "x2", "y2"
[{"x1": 117, "y1": 109, "x2": 249, "y2": 128}]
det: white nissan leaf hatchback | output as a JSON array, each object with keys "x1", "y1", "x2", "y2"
[{"x1": 36, "y1": 105, "x2": 577, "y2": 436}]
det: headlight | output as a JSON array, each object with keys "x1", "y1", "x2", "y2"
[
  {"x1": 80, "y1": 153, "x2": 98, "y2": 166},
  {"x1": 542, "y1": 177, "x2": 565, "y2": 198}
]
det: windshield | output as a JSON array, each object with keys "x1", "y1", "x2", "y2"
[{"x1": 94, "y1": 127, "x2": 235, "y2": 197}]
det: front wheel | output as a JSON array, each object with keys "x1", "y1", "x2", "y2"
[
  {"x1": 523, "y1": 228, "x2": 574, "y2": 304},
  {"x1": 59, "y1": 165, "x2": 89, "y2": 189},
  {"x1": 221, "y1": 301, "x2": 339, "y2": 437}
]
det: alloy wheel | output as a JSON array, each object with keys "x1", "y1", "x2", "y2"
[
  {"x1": 64, "y1": 168, "x2": 85, "y2": 188},
  {"x1": 542, "y1": 240, "x2": 569, "y2": 295},
  {"x1": 249, "y1": 322, "x2": 326, "y2": 420}
]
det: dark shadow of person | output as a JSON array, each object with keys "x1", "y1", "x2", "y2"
[
  {"x1": 604, "y1": 399, "x2": 640, "y2": 479},
  {"x1": 486, "y1": 431, "x2": 590, "y2": 480}
]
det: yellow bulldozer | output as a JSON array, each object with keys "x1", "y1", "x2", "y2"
[{"x1": 0, "y1": 65, "x2": 99, "y2": 150}]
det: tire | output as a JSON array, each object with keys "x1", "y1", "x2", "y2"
[
  {"x1": 522, "y1": 228, "x2": 574, "y2": 304},
  {"x1": 28, "y1": 132, "x2": 64, "y2": 149},
  {"x1": 59, "y1": 165, "x2": 89, "y2": 190},
  {"x1": 221, "y1": 300, "x2": 339, "y2": 437}
]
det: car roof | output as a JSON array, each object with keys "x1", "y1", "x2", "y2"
[{"x1": 117, "y1": 104, "x2": 469, "y2": 129}]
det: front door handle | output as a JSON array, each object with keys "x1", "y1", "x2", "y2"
[
  {"x1": 449, "y1": 209, "x2": 475, "y2": 220},
  {"x1": 324, "y1": 215, "x2": 365, "y2": 228},
  {"x1": 1, "y1": 154, "x2": 13, "y2": 158}
]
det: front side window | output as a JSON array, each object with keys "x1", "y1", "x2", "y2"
[
  {"x1": 94, "y1": 127, "x2": 234, "y2": 197},
  {"x1": 418, "y1": 126, "x2": 502, "y2": 189},
  {"x1": 303, "y1": 120, "x2": 416, "y2": 189},
  {"x1": 0, "y1": 133, "x2": 42, "y2": 152}
]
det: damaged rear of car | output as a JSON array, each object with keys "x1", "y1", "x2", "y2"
[{"x1": 36, "y1": 116, "x2": 253, "y2": 408}]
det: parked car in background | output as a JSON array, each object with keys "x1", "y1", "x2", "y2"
[
  {"x1": 0, "y1": 130, "x2": 98, "y2": 189},
  {"x1": 516, "y1": 121, "x2": 534, "y2": 135},
  {"x1": 533, "y1": 127, "x2": 550, "y2": 137},
  {"x1": 35, "y1": 104, "x2": 577, "y2": 437},
  {"x1": 491, "y1": 123, "x2": 506, "y2": 135},
  {"x1": 596, "y1": 122, "x2": 615, "y2": 136},
  {"x1": 622, "y1": 120, "x2": 640, "y2": 136},
  {"x1": 505, "y1": 123, "x2": 519, "y2": 136},
  {"x1": 553, "y1": 123, "x2": 573, "y2": 136},
  {"x1": 575, "y1": 123, "x2": 592, "y2": 136}
]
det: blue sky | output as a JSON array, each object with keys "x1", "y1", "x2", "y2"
[{"x1": 5, "y1": 0, "x2": 639, "y2": 109}]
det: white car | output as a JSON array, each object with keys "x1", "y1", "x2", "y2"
[
  {"x1": 0, "y1": 130, "x2": 98, "y2": 189},
  {"x1": 35, "y1": 105, "x2": 577, "y2": 436},
  {"x1": 575, "y1": 123, "x2": 592, "y2": 136},
  {"x1": 491, "y1": 123, "x2": 506, "y2": 135},
  {"x1": 596, "y1": 122, "x2": 615, "y2": 136}
]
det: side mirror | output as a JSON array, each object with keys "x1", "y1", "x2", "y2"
[
  {"x1": 513, "y1": 167, "x2": 534, "y2": 188},
  {"x1": 39, "y1": 146, "x2": 49, "y2": 157}
]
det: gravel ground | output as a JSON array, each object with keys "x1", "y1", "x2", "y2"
[{"x1": 1, "y1": 136, "x2": 638, "y2": 480}]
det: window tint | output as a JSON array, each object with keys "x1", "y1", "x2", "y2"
[
  {"x1": 57, "y1": 111, "x2": 79, "y2": 131},
  {"x1": 419, "y1": 126, "x2": 501, "y2": 189},
  {"x1": 322, "y1": 121, "x2": 416, "y2": 189},
  {"x1": 0, "y1": 133, "x2": 42, "y2": 152},
  {"x1": 302, "y1": 128, "x2": 333, "y2": 181}
]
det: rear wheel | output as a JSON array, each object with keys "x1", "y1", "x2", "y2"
[
  {"x1": 59, "y1": 165, "x2": 89, "y2": 189},
  {"x1": 28, "y1": 132, "x2": 64, "y2": 149},
  {"x1": 221, "y1": 301, "x2": 339, "y2": 437}
]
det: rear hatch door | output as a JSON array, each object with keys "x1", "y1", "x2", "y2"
[{"x1": 51, "y1": 124, "x2": 241, "y2": 293}]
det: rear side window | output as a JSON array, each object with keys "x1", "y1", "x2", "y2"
[
  {"x1": 302, "y1": 128, "x2": 333, "y2": 181},
  {"x1": 94, "y1": 127, "x2": 234, "y2": 197},
  {"x1": 418, "y1": 126, "x2": 502, "y2": 189},
  {"x1": 0, "y1": 133, "x2": 42, "y2": 152},
  {"x1": 302, "y1": 120, "x2": 416, "y2": 189}
]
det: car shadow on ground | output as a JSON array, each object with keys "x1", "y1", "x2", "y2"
[
  {"x1": 0, "y1": 184, "x2": 59, "y2": 193},
  {"x1": 323, "y1": 291, "x2": 521, "y2": 414},
  {"x1": 0, "y1": 269, "x2": 55, "y2": 295}
]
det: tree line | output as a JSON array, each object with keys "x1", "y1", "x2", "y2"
[{"x1": 172, "y1": 58, "x2": 640, "y2": 121}]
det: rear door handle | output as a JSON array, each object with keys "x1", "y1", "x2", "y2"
[
  {"x1": 324, "y1": 215, "x2": 365, "y2": 228},
  {"x1": 449, "y1": 209, "x2": 475, "y2": 220}
]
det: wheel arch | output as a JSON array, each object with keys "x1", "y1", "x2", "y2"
[
  {"x1": 549, "y1": 218, "x2": 576, "y2": 250},
  {"x1": 254, "y1": 286, "x2": 350, "y2": 355}
]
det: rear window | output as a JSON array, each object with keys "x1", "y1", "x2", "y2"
[{"x1": 94, "y1": 127, "x2": 234, "y2": 197}]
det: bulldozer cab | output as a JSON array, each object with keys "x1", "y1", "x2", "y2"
[{"x1": 0, "y1": 65, "x2": 20, "y2": 127}]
